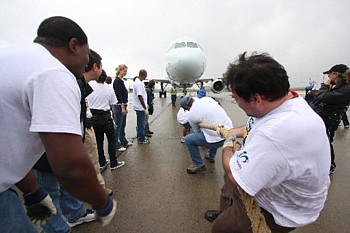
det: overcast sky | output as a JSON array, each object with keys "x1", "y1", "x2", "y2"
[{"x1": 1, "y1": 0, "x2": 349, "y2": 88}]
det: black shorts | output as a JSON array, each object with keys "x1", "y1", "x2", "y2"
[{"x1": 182, "y1": 122, "x2": 191, "y2": 129}]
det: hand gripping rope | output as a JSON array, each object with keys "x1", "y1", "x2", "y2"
[{"x1": 197, "y1": 122, "x2": 271, "y2": 233}]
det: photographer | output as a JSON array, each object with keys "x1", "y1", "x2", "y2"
[{"x1": 311, "y1": 64, "x2": 350, "y2": 173}]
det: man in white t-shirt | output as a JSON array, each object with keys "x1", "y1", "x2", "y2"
[
  {"x1": 0, "y1": 16, "x2": 115, "y2": 232},
  {"x1": 205, "y1": 52, "x2": 330, "y2": 233},
  {"x1": 181, "y1": 96, "x2": 233, "y2": 174},
  {"x1": 176, "y1": 107, "x2": 192, "y2": 143},
  {"x1": 133, "y1": 69, "x2": 149, "y2": 144}
]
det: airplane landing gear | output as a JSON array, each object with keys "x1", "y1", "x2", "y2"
[
  {"x1": 159, "y1": 91, "x2": 167, "y2": 98},
  {"x1": 159, "y1": 82, "x2": 167, "y2": 98}
]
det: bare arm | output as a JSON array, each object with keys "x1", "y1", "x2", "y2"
[
  {"x1": 222, "y1": 126, "x2": 246, "y2": 185},
  {"x1": 231, "y1": 125, "x2": 245, "y2": 138},
  {"x1": 39, "y1": 132, "x2": 108, "y2": 209},
  {"x1": 15, "y1": 170, "x2": 40, "y2": 194},
  {"x1": 138, "y1": 95, "x2": 147, "y2": 110},
  {"x1": 222, "y1": 146, "x2": 238, "y2": 186}
]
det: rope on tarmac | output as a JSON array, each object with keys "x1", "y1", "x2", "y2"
[{"x1": 197, "y1": 122, "x2": 271, "y2": 233}]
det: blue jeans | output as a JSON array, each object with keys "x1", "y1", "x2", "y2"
[
  {"x1": 145, "y1": 114, "x2": 150, "y2": 133},
  {"x1": 113, "y1": 105, "x2": 128, "y2": 148},
  {"x1": 60, "y1": 190, "x2": 86, "y2": 223},
  {"x1": 34, "y1": 170, "x2": 71, "y2": 233},
  {"x1": 34, "y1": 170, "x2": 86, "y2": 232},
  {"x1": 185, "y1": 131, "x2": 224, "y2": 166},
  {"x1": 136, "y1": 110, "x2": 146, "y2": 141},
  {"x1": 0, "y1": 189, "x2": 37, "y2": 233}
]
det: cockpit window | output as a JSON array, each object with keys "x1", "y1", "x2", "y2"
[
  {"x1": 187, "y1": 42, "x2": 198, "y2": 48},
  {"x1": 174, "y1": 42, "x2": 186, "y2": 49}
]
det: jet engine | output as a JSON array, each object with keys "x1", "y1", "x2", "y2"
[{"x1": 210, "y1": 79, "x2": 225, "y2": 94}]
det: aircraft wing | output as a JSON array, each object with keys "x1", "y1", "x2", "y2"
[
  {"x1": 124, "y1": 77, "x2": 172, "y2": 84},
  {"x1": 198, "y1": 77, "x2": 219, "y2": 82},
  {"x1": 148, "y1": 77, "x2": 220, "y2": 84},
  {"x1": 147, "y1": 77, "x2": 171, "y2": 84}
]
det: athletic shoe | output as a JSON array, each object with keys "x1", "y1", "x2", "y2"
[
  {"x1": 147, "y1": 130, "x2": 154, "y2": 134},
  {"x1": 204, "y1": 210, "x2": 219, "y2": 222},
  {"x1": 99, "y1": 160, "x2": 109, "y2": 173},
  {"x1": 138, "y1": 139, "x2": 150, "y2": 144},
  {"x1": 124, "y1": 142, "x2": 133, "y2": 147},
  {"x1": 205, "y1": 152, "x2": 215, "y2": 163},
  {"x1": 117, "y1": 146, "x2": 127, "y2": 152},
  {"x1": 145, "y1": 133, "x2": 153, "y2": 137},
  {"x1": 68, "y1": 209, "x2": 96, "y2": 227},
  {"x1": 186, "y1": 165, "x2": 206, "y2": 174},
  {"x1": 345, "y1": 125, "x2": 349, "y2": 129},
  {"x1": 110, "y1": 161, "x2": 125, "y2": 170},
  {"x1": 180, "y1": 137, "x2": 185, "y2": 143}
]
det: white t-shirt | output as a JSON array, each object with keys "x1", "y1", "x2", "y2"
[
  {"x1": 229, "y1": 96, "x2": 330, "y2": 227},
  {"x1": 187, "y1": 97, "x2": 233, "y2": 143},
  {"x1": 133, "y1": 78, "x2": 147, "y2": 111},
  {"x1": 0, "y1": 44, "x2": 82, "y2": 192},
  {"x1": 177, "y1": 108, "x2": 189, "y2": 124},
  {"x1": 87, "y1": 81, "x2": 117, "y2": 110}
]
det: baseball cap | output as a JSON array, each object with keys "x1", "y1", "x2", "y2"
[
  {"x1": 197, "y1": 89, "x2": 207, "y2": 98},
  {"x1": 180, "y1": 96, "x2": 191, "y2": 109},
  {"x1": 323, "y1": 64, "x2": 349, "y2": 74}
]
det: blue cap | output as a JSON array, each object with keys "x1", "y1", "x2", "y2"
[{"x1": 197, "y1": 89, "x2": 206, "y2": 98}]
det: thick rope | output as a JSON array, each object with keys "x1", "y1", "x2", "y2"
[{"x1": 197, "y1": 122, "x2": 271, "y2": 233}]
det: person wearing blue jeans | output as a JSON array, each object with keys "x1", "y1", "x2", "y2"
[
  {"x1": 136, "y1": 110, "x2": 147, "y2": 142},
  {"x1": 113, "y1": 64, "x2": 131, "y2": 151},
  {"x1": 180, "y1": 96, "x2": 233, "y2": 174},
  {"x1": 185, "y1": 130, "x2": 224, "y2": 167},
  {"x1": 113, "y1": 104, "x2": 130, "y2": 149},
  {"x1": 133, "y1": 69, "x2": 150, "y2": 144}
]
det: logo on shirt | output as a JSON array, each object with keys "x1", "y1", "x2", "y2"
[{"x1": 235, "y1": 151, "x2": 249, "y2": 169}]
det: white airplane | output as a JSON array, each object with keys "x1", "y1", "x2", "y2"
[{"x1": 153, "y1": 37, "x2": 225, "y2": 97}]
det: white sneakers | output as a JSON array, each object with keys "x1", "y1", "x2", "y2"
[
  {"x1": 125, "y1": 142, "x2": 133, "y2": 147},
  {"x1": 110, "y1": 161, "x2": 125, "y2": 170},
  {"x1": 117, "y1": 142, "x2": 133, "y2": 152},
  {"x1": 68, "y1": 209, "x2": 96, "y2": 227},
  {"x1": 117, "y1": 147, "x2": 127, "y2": 152}
]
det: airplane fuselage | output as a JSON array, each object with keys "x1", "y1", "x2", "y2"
[
  {"x1": 165, "y1": 37, "x2": 206, "y2": 86},
  {"x1": 156, "y1": 37, "x2": 224, "y2": 97}
]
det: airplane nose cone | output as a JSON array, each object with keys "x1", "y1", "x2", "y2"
[{"x1": 181, "y1": 61, "x2": 202, "y2": 76}]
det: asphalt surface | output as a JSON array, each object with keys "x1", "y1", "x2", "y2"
[{"x1": 74, "y1": 91, "x2": 350, "y2": 233}]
